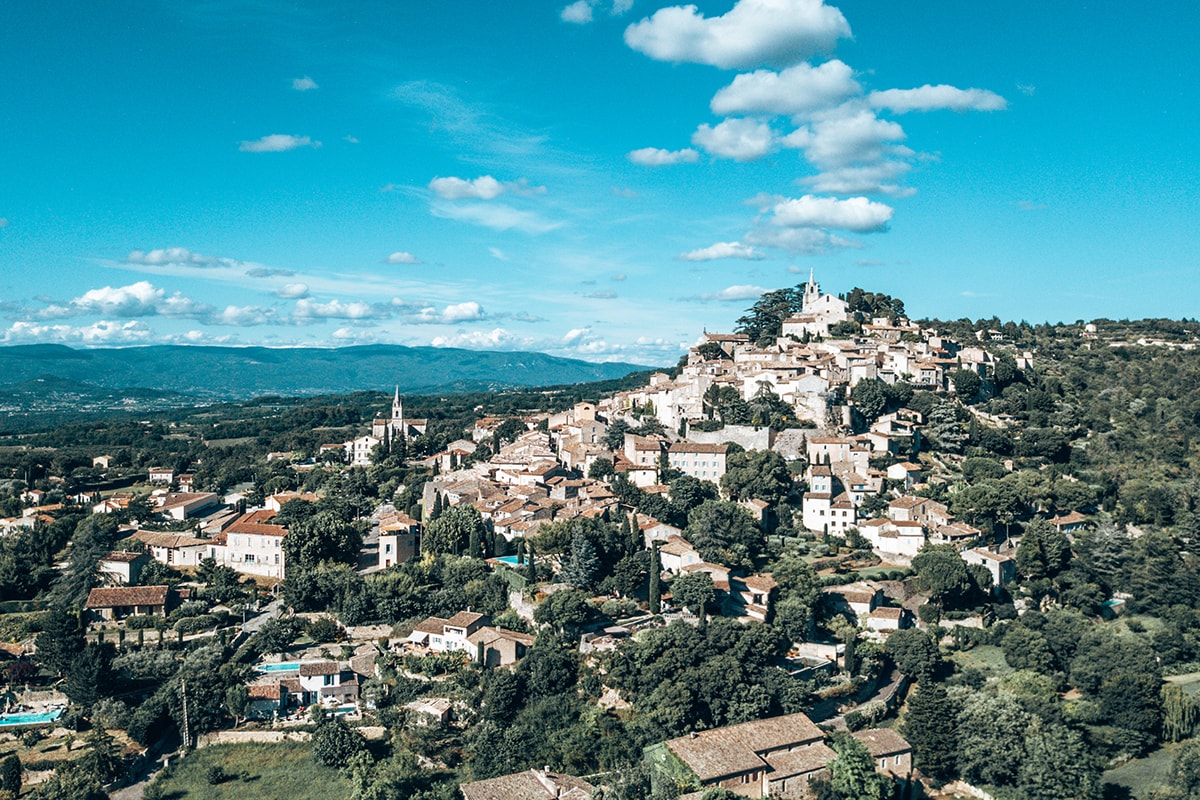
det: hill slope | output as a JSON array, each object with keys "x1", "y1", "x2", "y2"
[{"x1": 0, "y1": 344, "x2": 654, "y2": 400}]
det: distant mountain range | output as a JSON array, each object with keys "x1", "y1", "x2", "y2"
[{"x1": 0, "y1": 344, "x2": 655, "y2": 402}]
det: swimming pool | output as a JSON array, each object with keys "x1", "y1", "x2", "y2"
[
  {"x1": 254, "y1": 661, "x2": 303, "y2": 674},
  {"x1": 0, "y1": 709, "x2": 63, "y2": 727},
  {"x1": 494, "y1": 555, "x2": 521, "y2": 566}
]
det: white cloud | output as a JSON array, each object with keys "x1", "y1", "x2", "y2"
[
  {"x1": 561, "y1": 0, "x2": 593, "y2": 23},
  {"x1": 783, "y1": 104, "x2": 906, "y2": 170},
  {"x1": 770, "y1": 194, "x2": 894, "y2": 232},
  {"x1": 488, "y1": 247, "x2": 509, "y2": 261},
  {"x1": 624, "y1": 0, "x2": 851, "y2": 69},
  {"x1": 869, "y1": 85, "x2": 1007, "y2": 113},
  {"x1": 292, "y1": 76, "x2": 319, "y2": 91},
  {"x1": 692, "y1": 118, "x2": 777, "y2": 161},
  {"x1": 584, "y1": 291, "x2": 618, "y2": 299},
  {"x1": 611, "y1": 273, "x2": 627, "y2": 281},
  {"x1": 246, "y1": 266, "x2": 295, "y2": 278},
  {"x1": 429, "y1": 175, "x2": 505, "y2": 200},
  {"x1": 678, "y1": 241, "x2": 764, "y2": 261},
  {"x1": 628, "y1": 146, "x2": 700, "y2": 166},
  {"x1": 42, "y1": 281, "x2": 210, "y2": 319},
  {"x1": 4, "y1": 319, "x2": 152, "y2": 345},
  {"x1": 275, "y1": 283, "x2": 310, "y2": 299},
  {"x1": 611, "y1": 0, "x2": 634, "y2": 13},
  {"x1": 343, "y1": 135, "x2": 359, "y2": 144},
  {"x1": 238, "y1": 134, "x2": 320, "y2": 153},
  {"x1": 410, "y1": 302, "x2": 487, "y2": 324},
  {"x1": 704, "y1": 284, "x2": 768, "y2": 301},
  {"x1": 432, "y1": 328, "x2": 527, "y2": 349},
  {"x1": 0, "y1": 218, "x2": 8, "y2": 228},
  {"x1": 744, "y1": 226, "x2": 853, "y2": 254},
  {"x1": 125, "y1": 247, "x2": 218, "y2": 267},
  {"x1": 216, "y1": 305, "x2": 272, "y2": 326},
  {"x1": 710, "y1": 59, "x2": 859, "y2": 117},
  {"x1": 428, "y1": 175, "x2": 545, "y2": 200},
  {"x1": 432, "y1": 203, "x2": 562, "y2": 234},
  {"x1": 293, "y1": 298, "x2": 381, "y2": 320},
  {"x1": 385, "y1": 251, "x2": 421, "y2": 264},
  {"x1": 562, "y1": 327, "x2": 591, "y2": 345},
  {"x1": 800, "y1": 161, "x2": 914, "y2": 197}
]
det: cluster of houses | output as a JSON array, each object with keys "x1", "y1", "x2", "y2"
[{"x1": 458, "y1": 710, "x2": 912, "y2": 800}]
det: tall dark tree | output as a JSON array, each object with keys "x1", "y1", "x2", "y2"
[
  {"x1": 34, "y1": 610, "x2": 85, "y2": 677},
  {"x1": 735, "y1": 286, "x2": 804, "y2": 346},
  {"x1": 902, "y1": 681, "x2": 958, "y2": 781}
]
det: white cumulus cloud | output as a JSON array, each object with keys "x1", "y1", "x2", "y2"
[
  {"x1": 770, "y1": 195, "x2": 894, "y2": 232},
  {"x1": 431, "y1": 328, "x2": 526, "y2": 349},
  {"x1": 385, "y1": 251, "x2": 422, "y2": 264},
  {"x1": 692, "y1": 118, "x2": 777, "y2": 161},
  {"x1": 429, "y1": 175, "x2": 505, "y2": 200},
  {"x1": 710, "y1": 59, "x2": 860, "y2": 117},
  {"x1": 628, "y1": 146, "x2": 700, "y2": 165},
  {"x1": 238, "y1": 134, "x2": 320, "y2": 153},
  {"x1": 678, "y1": 241, "x2": 764, "y2": 261},
  {"x1": 561, "y1": 0, "x2": 593, "y2": 23},
  {"x1": 293, "y1": 298, "x2": 381, "y2": 320},
  {"x1": 275, "y1": 283, "x2": 310, "y2": 299},
  {"x1": 125, "y1": 247, "x2": 218, "y2": 267},
  {"x1": 292, "y1": 76, "x2": 319, "y2": 91},
  {"x1": 869, "y1": 85, "x2": 1007, "y2": 114},
  {"x1": 624, "y1": 0, "x2": 851, "y2": 69}
]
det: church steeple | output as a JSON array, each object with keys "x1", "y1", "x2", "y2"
[
  {"x1": 802, "y1": 269, "x2": 821, "y2": 313},
  {"x1": 391, "y1": 388, "x2": 405, "y2": 431}
]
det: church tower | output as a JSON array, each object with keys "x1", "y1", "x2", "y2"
[
  {"x1": 802, "y1": 268, "x2": 821, "y2": 313},
  {"x1": 391, "y1": 386, "x2": 404, "y2": 435}
]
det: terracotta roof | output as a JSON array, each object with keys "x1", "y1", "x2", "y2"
[
  {"x1": 664, "y1": 713, "x2": 823, "y2": 782},
  {"x1": 763, "y1": 743, "x2": 837, "y2": 779},
  {"x1": 869, "y1": 607, "x2": 904, "y2": 619},
  {"x1": 889, "y1": 496, "x2": 928, "y2": 509},
  {"x1": 134, "y1": 530, "x2": 207, "y2": 549},
  {"x1": 102, "y1": 551, "x2": 145, "y2": 563},
  {"x1": 851, "y1": 728, "x2": 911, "y2": 758},
  {"x1": 412, "y1": 617, "x2": 449, "y2": 635},
  {"x1": 659, "y1": 535, "x2": 697, "y2": 557},
  {"x1": 446, "y1": 611, "x2": 486, "y2": 628},
  {"x1": 460, "y1": 770, "x2": 595, "y2": 800},
  {"x1": 668, "y1": 442, "x2": 728, "y2": 454},
  {"x1": 226, "y1": 509, "x2": 287, "y2": 537},
  {"x1": 299, "y1": 661, "x2": 339, "y2": 676},
  {"x1": 85, "y1": 585, "x2": 169, "y2": 609},
  {"x1": 247, "y1": 683, "x2": 282, "y2": 700}
]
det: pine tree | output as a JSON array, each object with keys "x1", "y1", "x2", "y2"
[
  {"x1": 0, "y1": 753, "x2": 20, "y2": 795},
  {"x1": 903, "y1": 681, "x2": 958, "y2": 781}
]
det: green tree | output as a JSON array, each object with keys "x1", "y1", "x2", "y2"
[
  {"x1": 648, "y1": 542, "x2": 661, "y2": 614},
  {"x1": 956, "y1": 691, "x2": 1031, "y2": 787},
  {"x1": 827, "y1": 731, "x2": 892, "y2": 800},
  {"x1": 851, "y1": 378, "x2": 889, "y2": 423},
  {"x1": 734, "y1": 286, "x2": 803, "y2": 346},
  {"x1": 64, "y1": 644, "x2": 114, "y2": 709},
  {"x1": 0, "y1": 754, "x2": 20, "y2": 795},
  {"x1": 952, "y1": 369, "x2": 983, "y2": 402},
  {"x1": 902, "y1": 681, "x2": 957, "y2": 781},
  {"x1": 1164, "y1": 683, "x2": 1200, "y2": 743},
  {"x1": 34, "y1": 610, "x2": 85, "y2": 677},
  {"x1": 312, "y1": 717, "x2": 368, "y2": 769},
  {"x1": 720, "y1": 449, "x2": 793, "y2": 507},
  {"x1": 422, "y1": 504, "x2": 486, "y2": 557},
  {"x1": 560, "y1": 530, "x2": 601, "y2": 590},
  {"x1": 1015, "y1": 518, "x2": 1071, "y2": 580},
  {"x1": 1168, "y1": 738, "x2": 1200, "y2": 799},
  {"x1": 884, "y1": 628, "x2": 941, "y2": 680},
  {"x1": 282, "y1": 510, "x2": 362, "y2": 569},
  {"x1": 534, "y1": 588, "x2": 592, "y2": 631},
  {"x1": 684, "y1": 501, "x2": 762, "y2": 569},
  {"x1": 911, "y1": 544, "x2": 973, "y2": 607},
  {"x1": 670, "y1": 572, "x2": 715, "y2": 618},
  {"x1": 1017, "y1": 720, "x2": 1101, "y2": 800}
]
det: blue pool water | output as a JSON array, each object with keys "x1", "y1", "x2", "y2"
[
  {"x1": 255, "y1": 661, "x2": 302, "y2": 673},
  {"x1": 0, "y1": 709, "x2": 63, "y2": 727},
  {"x1": 494, "y1": 555, "x2": 521, "y2": 565}
]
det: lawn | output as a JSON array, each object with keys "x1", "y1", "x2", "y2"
[
  {"x1": 949, "y1": 644, "x2": 1012, "y2": 677},
  {"x1": 1102, "y1": 740, "x2": 1184, "y2": 799},
  {"x1": 148, "y1": 742, "x2": 352, "y2": 800}
]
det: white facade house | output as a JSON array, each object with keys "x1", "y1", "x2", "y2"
[{"x1": 208, "y1": 510, "x2": 287, "y2": 579}]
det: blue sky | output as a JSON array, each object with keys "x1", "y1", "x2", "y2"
[{"x1": 1, "y1": 1, "x2": 1196, "y2": 365}]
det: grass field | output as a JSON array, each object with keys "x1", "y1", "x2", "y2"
[
  {"x1": 949, "y1": 644, "x2": 1012, "y2": 677},
  {"x1": 1102, "y1": 741, "x2": 1184, "y2": 799},
  {"x1": 148, "y1": 742, "x2": 352, "y2": 800}
]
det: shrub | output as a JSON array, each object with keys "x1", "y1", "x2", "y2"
[
  {"x1": 305, "y1": 616, "x2": 343, "y2": 644},
  {"x1": 206, "y1": 765, "x2": 229, "y2": 785}
]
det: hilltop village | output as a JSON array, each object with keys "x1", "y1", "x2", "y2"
[{"x1": 2, "y1": 280, "x2": 1200, "y2": 799}]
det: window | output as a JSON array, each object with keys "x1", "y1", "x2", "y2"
[
  {"x1": 275, "y1": 553, "x2": 280, "y2": 564},
  {"x1": 385, "y1": 543, "x2": 392, "y2": 554},
  {"x1": 879, "y1": 759, "x2": 887, "y2": 770},
  {"x1": 324, "y1": 674, "x2": 334, "y2": 686},
  {"x1": 245, "y1": 554, "x2": 255, "y2": 563},
  {"x1": 894, "y1": 755, "x2": 902, "y2": 765}
]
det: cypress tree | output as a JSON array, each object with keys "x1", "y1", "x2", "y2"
[
  {"x1": 525, "y1": 540, "x2": 536, "y2": 585},
  {"x1": 649, "y1": 542, "x2": 661, "y2": 614},
  {"x1": 469, "y1": 524, "x2": 482, "y2": 560},
  {"x1": 516, "y1": 538, "x2": 525, "y2": 566}
]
